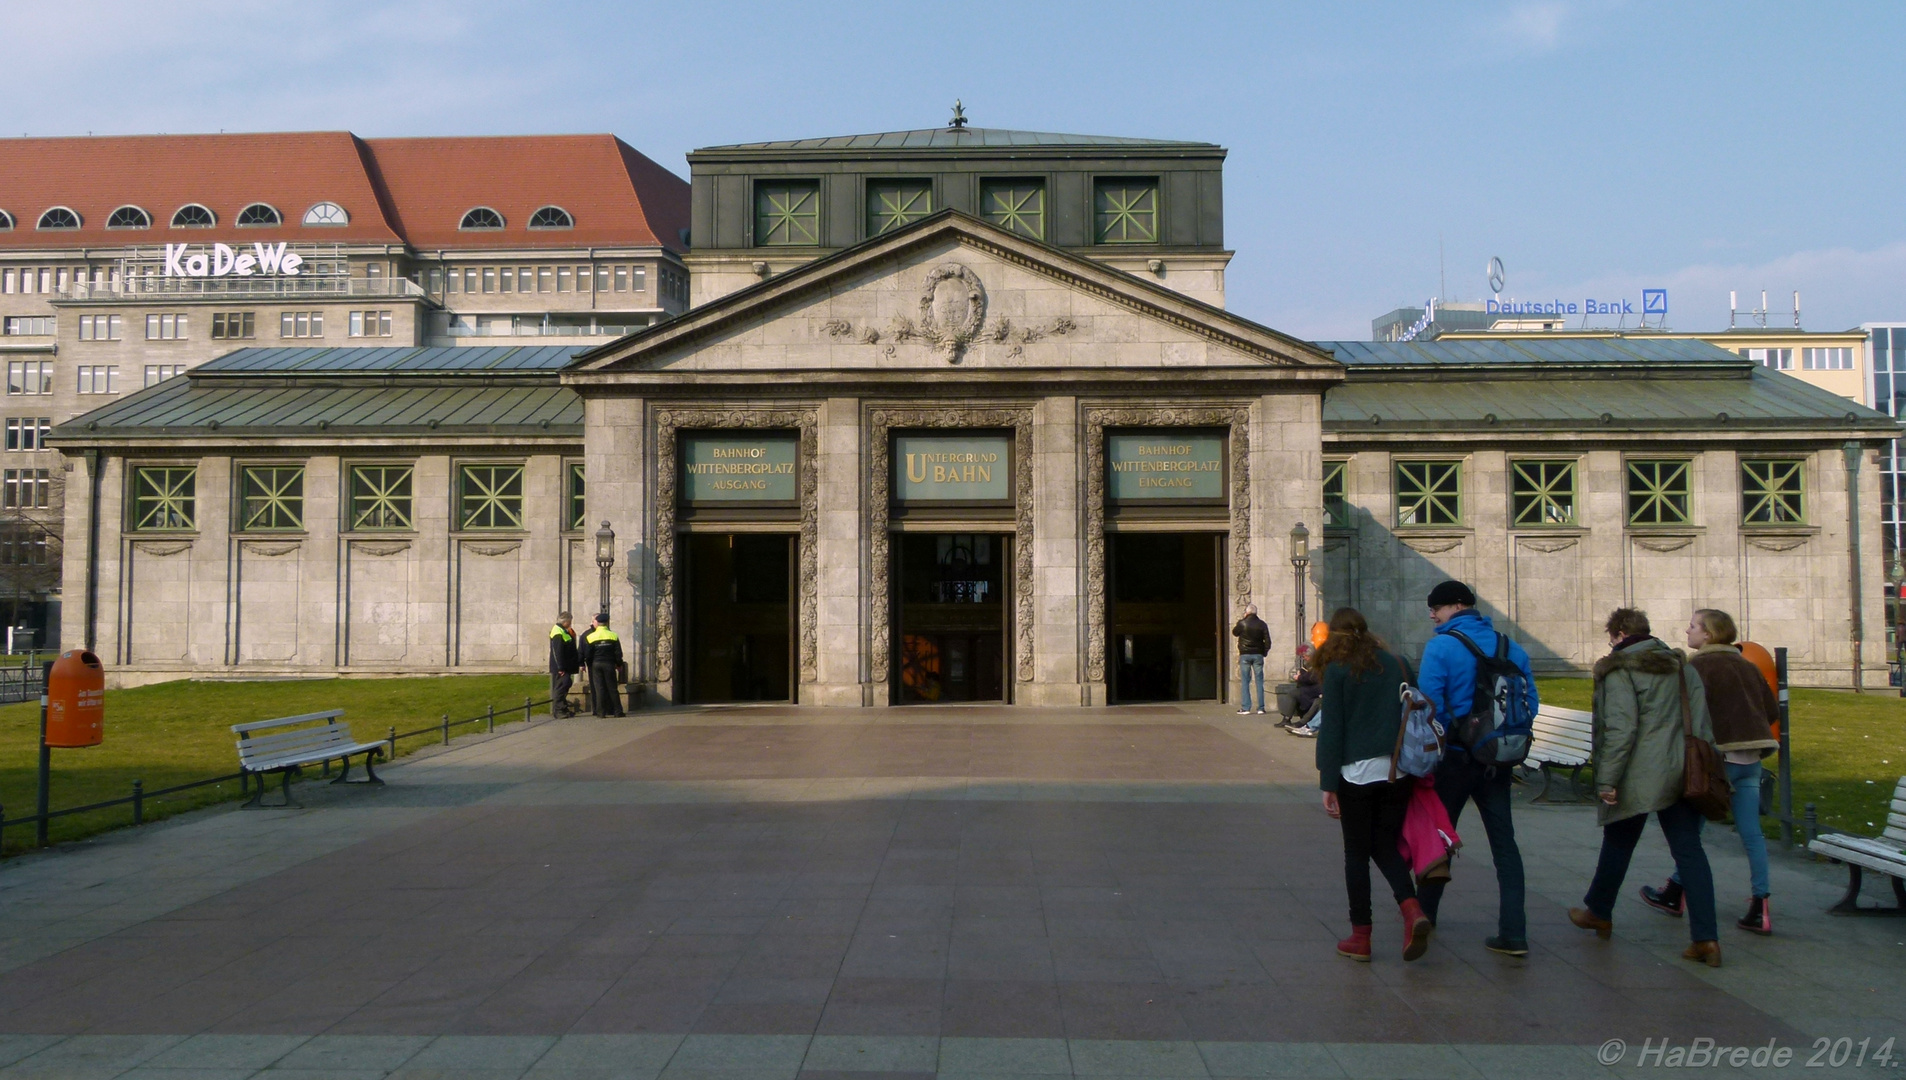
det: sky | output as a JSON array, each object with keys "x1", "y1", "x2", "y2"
[{"x1": 7, "y1": 0, "x2": 1902, "y2": 340}]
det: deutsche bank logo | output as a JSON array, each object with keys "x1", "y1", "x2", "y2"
[{"x1": 1642, "y1": 289, "x2": 1668, "y2": 315}]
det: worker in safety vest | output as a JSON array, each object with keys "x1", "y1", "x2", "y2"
[
  {"x1": 582, "y1": 614, "x2": 626, "y2": 717},
  {"x1": 548, "y1": 612, "x2": 580, "y2": 718}
]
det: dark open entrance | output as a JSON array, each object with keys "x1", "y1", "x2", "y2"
[
  {"x1": 1108, "y1": 532, "x2": 1222, "y2": 703},
  {"x1": 895, "y1": 532, "x2": 1009, "y2": 704},
  {"x1": 682, "y1": 533, "x2": 795, "y2": 703}
]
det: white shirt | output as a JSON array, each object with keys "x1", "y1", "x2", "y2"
[{"x1": 1341, "y1": 755, "x2": 1395, "y2": 786}]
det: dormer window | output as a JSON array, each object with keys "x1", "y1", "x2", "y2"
[
  {"x1": 302, "y1": 201, "x2": 348, "y2": 226},
  {"x1": 107, "y1": 205, "x2": 152, "y2": 230},
  {"x1": 236, "y1": 203, "x2": 281, "y2": 227},
  {"x1": 171, "y1": 204, "x2": 216, "y2": 228},
  {"x1": 527, "y1": 206, "x2": 573, "y2": 230},
  {"x1": 459, "y1": 207, "x2": 505, "y2": 230},
  {"x1": 0, "y1": 210, "x2": 14, "y2": 231},
  {"x1": 36, "y1": 207, "x2": 81, "y2": 230}
]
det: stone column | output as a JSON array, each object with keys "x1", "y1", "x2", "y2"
[
  {"x1": 588, "y1": 396, "x2": 647, "y2": 690},
  {"x1": 1027, "y1": 395, "x2": 1085, "y2": 706},
  {"x1": 811, "y1": 396, "x2": 865, "y2": 705},
  {"x1": 1252, "y1": 393, "x2": 1322, "y2": 666}
]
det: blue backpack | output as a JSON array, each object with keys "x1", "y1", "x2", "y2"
[
  {"x1": 1391, "y1": 658, "x2": 1445, "y2": 780},
  {"x1": 1446, "y1": 630, "x2": 1534, "y2": 767}
]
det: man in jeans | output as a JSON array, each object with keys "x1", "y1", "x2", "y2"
[
  {"x1": 1232, "y1": 603, "x2": 1270, "y2": 714},
  {"x1": 1414, "y1": 580, "x2": 1537, "y2": 956}
]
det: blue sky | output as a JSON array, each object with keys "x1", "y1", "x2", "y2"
[{"x1": 8, "y1": 1, "x2": 1900, "y2": 339}]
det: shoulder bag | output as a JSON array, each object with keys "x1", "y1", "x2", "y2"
[{"x1": 1677, "y1": 656, "x2": 1733, "y2": 822}]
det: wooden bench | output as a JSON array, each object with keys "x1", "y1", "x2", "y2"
[
  {"x1": 233, "y1": 710, "x2": 385, "y2": 808},
  {"x1": 1809, "y1": 776, "x2": 1906, "y2": 916},
  {"x1": 1520, "y1": 704, "x2": 1594, "y2": 802}
]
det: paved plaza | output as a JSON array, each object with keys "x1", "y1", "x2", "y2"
[{"x1": 1, "y1": 704, "x2": 1902, "y2": 1078}]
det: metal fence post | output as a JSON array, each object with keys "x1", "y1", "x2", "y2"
[
  {"x1": 1776, "y1": 647, "x2": 1793, "y2": 847},
  {"x1": 524, "y1": 695, "x2": 532, "y2": 724},
  {"x1": 388, "y1": 726, "x2": 397, "y2": 763},
  {"x1": 487, "y1": 704, "x2": 495, "y2": 734},
  {"x1": 132, "y1": 779, "x2": 143, "y2": 825},
  {"x1": 1804, "y1": 801, "x2": 1818, "y2": 846},
  {"x1": 440, "y1": 713, "x2": 449, "y2": 746},
  {"x1": 36, "y1": 682, "x2": 50, "y2": 848}
]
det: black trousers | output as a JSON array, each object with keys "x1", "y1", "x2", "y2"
[
  {"x1": 550, "y1": 670, "x2": 574, "y2": 716},
  {"x1": 587, "y1": 663, "x2": 623, "y2": 716},
  {"x1": 1338, "y1": 777, "x2": 1417, "y2": 926}
]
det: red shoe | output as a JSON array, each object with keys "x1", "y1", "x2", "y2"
[
  {"x1": 1336, "y1": 924, "x2": 1372, "y2": 961},
  {"x1": 1399, "y1": 898, "x2": 1433, "y2": 961}
]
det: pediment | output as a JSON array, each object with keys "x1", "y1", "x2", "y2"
[{"x1": 570, "y1": 212, "x2": 1334, "y2": 377}]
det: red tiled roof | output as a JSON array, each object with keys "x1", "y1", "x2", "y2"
[{"x1": 0, "y1": 131, "x2": 687, "y2": 253}]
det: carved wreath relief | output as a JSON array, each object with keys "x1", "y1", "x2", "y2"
[{"x1": 822, "y1": 262, "x2": 1076, "y2": 363}]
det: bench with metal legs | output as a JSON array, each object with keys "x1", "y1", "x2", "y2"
[
  {"x1": 233, "y1": 710, "x2": 386, "y2": 809},
  {"x1": 1809, "y1": 777, "x2": 1906, "y2": 916}
]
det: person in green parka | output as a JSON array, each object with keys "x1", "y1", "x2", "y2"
[{"x1": 1568, "y1": 607, "x2": 1724, "y2": 968}]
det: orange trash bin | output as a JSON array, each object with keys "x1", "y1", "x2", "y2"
[{"x1": 45, "y1": 649, "x2": 104, "y2": 748}]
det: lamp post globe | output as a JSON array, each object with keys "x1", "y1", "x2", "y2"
[{"x1": 594, "y1": 521, "x2": 616, "y2": 619}]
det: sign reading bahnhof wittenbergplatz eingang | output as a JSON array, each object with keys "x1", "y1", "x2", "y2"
[
  {"x1": 1106, "y1": 431, "x2": 1225, "y2": 501},
  {"x1": 681, "y1": 433, "x2": 798, "y2": 502}
]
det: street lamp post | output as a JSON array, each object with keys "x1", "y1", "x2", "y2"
[
  {"x1": 594, "y1": 521, "x2": 616, "y2": 621},
  {"x1": 1289, "y1": 522, "x2": 1310, "y2": 655}
]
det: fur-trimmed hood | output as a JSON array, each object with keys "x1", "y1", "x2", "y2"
[{"x1": 1592, "y1": 639, "x2": 1685, "y2": 681}]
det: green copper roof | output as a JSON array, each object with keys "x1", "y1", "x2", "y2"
[
  {"x1": 1319, "y1": 338, "x2": 1744, "y2": 367},
  {"x1": 51, "y1": 378, "x2": 580, "y2": 441},
  {"x1": 692, "y1": 127, "x2": 1219, "y2": 154},
  {"x1": 197, "y1": 345, "x2": 585, "y2": 375}
]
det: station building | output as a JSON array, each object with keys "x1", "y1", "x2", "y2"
[
  {"x1": 41, "y1": 122, "x2": 1903, "y2": 696},
  {"x1": 0, "y1": 132, "x2": 689, "y2": 643}
]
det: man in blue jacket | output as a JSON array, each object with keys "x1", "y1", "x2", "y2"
[{"x1": 1414, "y1": 580, "x2": 1538, "y2": 957}]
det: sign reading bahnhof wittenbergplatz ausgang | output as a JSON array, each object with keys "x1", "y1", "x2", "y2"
[
  {"x1": 894, "y1": 434, "x2": 1012, "y2": 503},
  {"x1": 681, "y1": 433, "x2": 798, "y2": 502},
  {"x1": 1106, "y1": 432, "x2": 1225, "y2": 501}
]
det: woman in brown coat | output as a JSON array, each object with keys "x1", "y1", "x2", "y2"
[{"x1": 1639, "y1": 609, "x2": 1781, "y2": 934}]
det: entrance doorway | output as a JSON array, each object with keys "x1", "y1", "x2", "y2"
[
  {"x1": 895, "y1": 532, "x2": 1009, "y2": 704},
  {"x1": 1107, "y1": 533, "x2": 1222, "y2": 702},
  {"x1": 682, "y1": 533, "x2": 795, "y2": 703}
]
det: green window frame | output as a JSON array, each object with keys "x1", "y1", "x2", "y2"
[
  {"x1": 457, "y1": 464, "x2": 525, "y2": 530},
  {"x1": 237, "y1": 465, "x2": 304, "y2": 531},
  {"x1": 980, "y1": 178, "x2": 1045, "y2": 239},
  {"x1": 130, "y1": 466, "x2": 196, "y2": 532},
  {"x1": 1626, "y1": 460, "x2": 1692, "y2": 526},
  {"x1": 1742, "y1": 459, "x2": 1804, "y2": 525},
  {"x1": 348, "y1": 464, "x2": 413, "y2": 531},
  {"x1": 1093, "y1": 177, "x2": 1159, "y2": 244},
  {"x1": 566, "y1": 462, "x2": 586, "y2": 531},
  {"x1": 1510, "y1": 460, "x2": 1577, "y2": 527},
  {"x1": 754, "y1": 180, "x2": 821, "y2": 247},
  {"x1": 866, "y1": 179, "x2": 932, "y2": 236},
  {"x1": 1395, "y1": 460, "x2": 1462, "y2": 527},
  {"x1": 1323, "y1": 459, "x2": 1349, "y2": 528}
]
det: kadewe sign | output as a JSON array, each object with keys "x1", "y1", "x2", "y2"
[{"x1": 163, "y1": 243, "x2": 305, "y2": 278}]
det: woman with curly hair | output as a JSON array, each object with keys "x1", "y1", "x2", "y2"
[{"x1": 1314, "y1": 607, "x2": 1433, "y2": 962}]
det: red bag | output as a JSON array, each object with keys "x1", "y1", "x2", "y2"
[{"x1": 1397, "y1": 776, "x2": 1462, "y2": 884}]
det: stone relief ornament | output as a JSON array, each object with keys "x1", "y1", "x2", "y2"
[
  {"x1": 1631, "y1": 534, "x2": 1696, "y2": 553},
  {"x1": 132, "y1": 540, "x2": 193, "y2": 557},
  {"x1": 240, "y1": 540, "x2": 302, "y2": 557},
  {"x1": 822, "y1": 264, "x2": 1074, "y2": 364},
  {"x1": 462, "y1": 541, "x2": 521, "y2": 557}
]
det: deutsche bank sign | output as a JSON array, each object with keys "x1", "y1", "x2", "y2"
[
  {"x1": 163, "y1": 242, "x2": 305, "y2": 278},
  {"x1": 1486, "y1": 288, "x2": 1668, "y2": 317}
]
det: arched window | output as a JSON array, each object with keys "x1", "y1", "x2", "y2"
[
  {"x1": 236, "y1": 203, "x2": 281, "y2": 227},
  {"x1": 107, "y1": 205, "x2": 152, "y2": 229},
  {"x1": 459, "y1": 207, "x2": 504, "y2": 230},
  {"x1": 527, "y1": 205, "x2": 574, "y2": 230},
  {"x1": 0, "y1": 210, "x2": 14, "y2": 231},
  {"x1": 302, "y1": 201, "x2": 348, "y2": 226},
  {"x1": 36, "y1": 207, "x2": 81, "y2": 230},
  {"x1": 171, "y1": 204, "x2": 216, "y2": 228}
]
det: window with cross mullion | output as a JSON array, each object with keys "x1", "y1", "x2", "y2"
[
  {"x1": 1741, "y1": 459, "x2": 1804, "y2": 525},
  {"x1": 238, "y1": 465, "x2": 305, "y2": 531},
  {"x1": 458, "y1": 463, "x2": 525, "y2": 530},
  {"x1": 1395, "y1": 460, "x2": 1462, "y2": 527},
  {"x1": 1626, "y1": 460, "x2": 1692, "y2": 526},
  {"x1": 348, "y1": 464, "x2": 414, "y2": 531},
  {"x1": 1510, "y1": 460, "x2": 1577, "y2": 527}
]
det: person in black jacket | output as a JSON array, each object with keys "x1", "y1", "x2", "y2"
[
  {"x1": 582, "y1": 615, "x2": 626, "y2": 717},
  {"x1": 1232, "y1": 603, "x2": 1271, "y2": 715},
  {"x1": 548, "y1": 612, "x2": 580, "y2": 718},
  {"x1": 1314, "y1": 606, "x2": 1432, "y2": 963}
]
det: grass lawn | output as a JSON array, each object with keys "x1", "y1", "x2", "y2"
[
  {"x1": 1, "y1": 674, "x2": 545, "y2": 856},
  {"x1": 1538, "y1": 677, "x2": 1906, "y2": 837}
]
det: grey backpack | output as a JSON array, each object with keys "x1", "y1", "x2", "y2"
[{"x1": 1391, "y1": 657, "x2": 1447, "y2": 780}]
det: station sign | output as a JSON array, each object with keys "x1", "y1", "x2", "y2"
[
  {"x1": 894, "y1": 433, "x2": 1011, "y2": 503},
  {"x1": 681, "y1": 433, "x2": 798, "y2": 503},
  {"x1": 163, "y1": 242, "x2": 305, "y2": 278},
  {"x1": 1106, "y1": 431, "x2": 1225, "y2": 502}
]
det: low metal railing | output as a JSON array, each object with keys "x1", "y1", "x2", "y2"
[
  {"x1": 0, "y1": 663, "x2": 44, "y2": 705},
  {"x1": 58, "y1": 277, "x2": 428, "y2": 301}
]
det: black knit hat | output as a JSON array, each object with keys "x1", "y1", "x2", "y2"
[{"x1": 1426, "y1": 580, "x2": 1476, "y2": 608}]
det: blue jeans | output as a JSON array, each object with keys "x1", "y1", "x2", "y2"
[
  {"x1": 1671, "y1": 762, "x2": 1771, "y2": 899},
  {"x1": 1238, "y1": 654, "x2": 1265, "y2": 711},
  {"x1": 1586, "y1": 799, "x2": 1718, "y2": 943},
  {"x1": 1416, "y1": 754, "x2": 1527, "y2": 942}
]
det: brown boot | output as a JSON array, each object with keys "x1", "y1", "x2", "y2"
[
  {"x1": 1568, "y1": 907, "x2": 1613, "y2": 939},
  {"x1": 1682, "y1": 940, "x2": 1722, "y2": 968}
]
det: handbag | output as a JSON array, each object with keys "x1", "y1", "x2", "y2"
[{"x1": 1676, "y1": 657, "x2": 1733, "y2": 821}]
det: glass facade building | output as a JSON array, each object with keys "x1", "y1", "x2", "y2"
[{"x1": 1867, "y1": 324, "x2": 1906, "y2": 683}]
